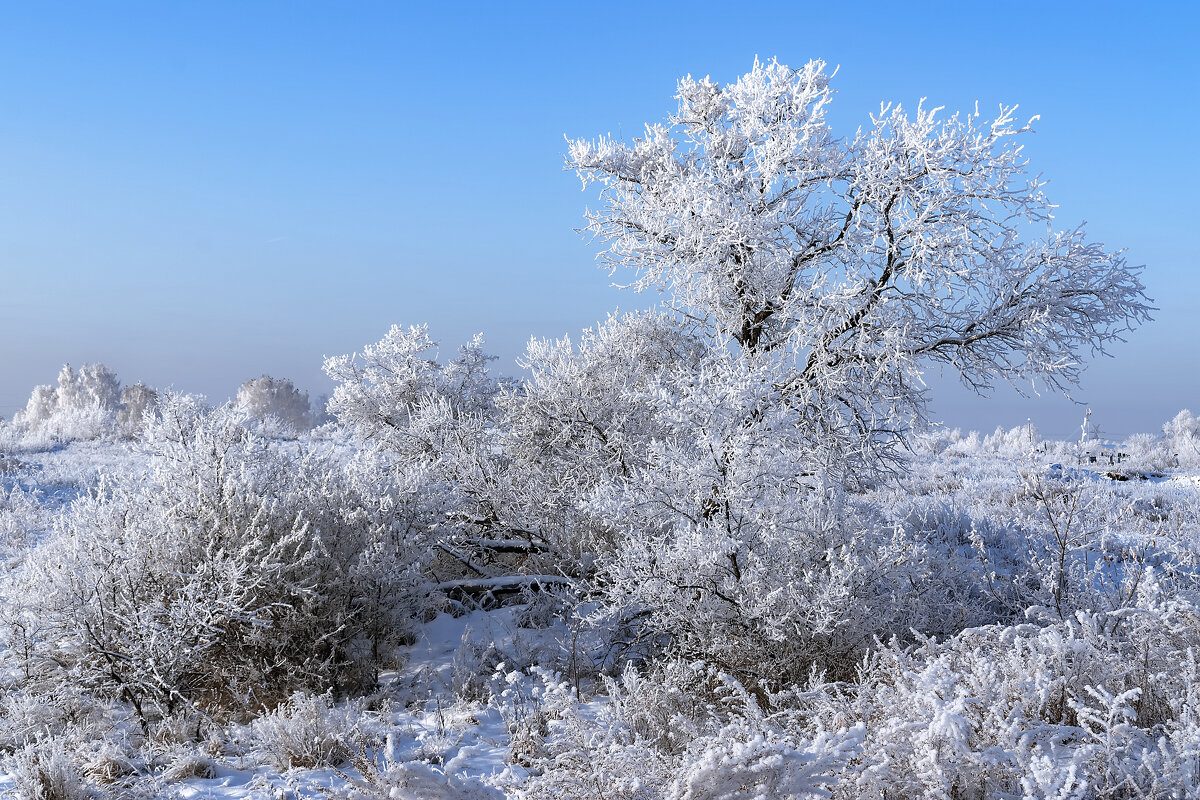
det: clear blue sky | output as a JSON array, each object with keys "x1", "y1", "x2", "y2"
[{"x1": 1, "y1": 1, "x2": 1196, "y2": 438}]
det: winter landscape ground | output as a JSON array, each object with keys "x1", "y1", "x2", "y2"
[{"x1": 2, "y1": 56, "x2": 1196, "y2": 799}]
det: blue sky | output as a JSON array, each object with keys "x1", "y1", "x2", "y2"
[{"x1": 1, "y1": 1, "x2": 1196, "y2": 438}]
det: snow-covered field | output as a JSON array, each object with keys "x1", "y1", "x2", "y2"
[{"x1": 2, "y1": 385, "x2": 1200, "y2": 798}]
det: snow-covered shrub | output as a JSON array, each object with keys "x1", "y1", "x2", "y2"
[
  {"x1": 492, "y1": 312, "x2": 708, "y2": 570},
  {"x1": 1122, "y1": 431, "x2": 1172, "y2": 472},
  {"x1": 0, "y1": 485, "x2": 48, "y2": 562},
  {"x1": 5, "y1": 736, "x2": 106, "y2": 800},
  {"x1": 1014, "y1": 470, "x2": 1141, "y2": 617},
  {"x1": 325, "y1": 326, "x2": 499, "y2": 522},
  {"x1": 78, "y1": 741, "x2": 137, "y2": 787},
  {"x1": 910, "y1": 426, "x2": 965, "y2": 458},
  {"x1": 2, "y1": 394, "x2": 430, "y2": 725},
  {"x1": 326, "y1": 325, "x2": 498, "y2": 447},
  {"x1": 0, "y1": 418, "x2": 54, "y2": 454},
  {"x1": 487, "y1": 666, "x2": 578, "y2": 768},
  {"x1": 449, "y1": 631, "x2": 507, "y2": 704},
  {"x1": 324, "y1": 325, "x2": 579, "y2": 605},
  {"x1": 234, "y1": 374, "x2": 314, "y2": 436},
  {"x1": 598, "y1": 661, "x2": 730, "y2": 759},
  {"x1": 0, "y1": 686, "x2": 117, "y2": 754},
  {"x1": 334, "y1": 757, "x2": 505, "y2": 800},
  {"x1": 891, "y1": 498, "x2": 1030, "y2": 627},
  {"x1": 814, "y1": 589, "x2": 1200, "y2": 798},
  {"x1": 155, "y1": 745, "x2": 217, "y2": 782},
  {"x1": 595, "y1": 473, "x2": 1031, "y2": 687},
  {"x1": 516, "y1": 665, "x2": 864, "y2": 800},
  {"x1": 668, "y1": 720, "x2": 863, "y2": 800},
  {"x1": 250, "y1": 691, "x2": 359, "y2": 770},
  {"x1": 518, "y1": 571, "x2": 1200, "y2": 799}
]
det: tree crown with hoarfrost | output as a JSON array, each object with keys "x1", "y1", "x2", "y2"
[{"x1": 567, "y1": 58, "x2": 1152, "y2": 469}]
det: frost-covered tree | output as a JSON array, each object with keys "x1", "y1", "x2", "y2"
[
  {"x1": 567, "y1": 58, "x2": 1151, "y2": 474},
  {"x1": 234, "y1": 375, "x2": 314, "y2": 435},
  {"x1": 13, "y1": 363, "x2": 125, "y2": 442},
  {"x1": 1164, "y1": 409, "x2": 1200, "y2": 467},
  {"x1": 58, "y1": 363, "x2": 121, "y2": 413},
  {"x1": 548, "y1": 58, "x2": 1155, "y2": 683}
]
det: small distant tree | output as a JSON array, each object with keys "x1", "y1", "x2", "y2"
[
  {"x1": 117, "y1": 382, "x2": 159, "y2": 438},
  {"x1": 58, "y1": 363, "x2": 121, "y2": 413},
  {"x1": 1164, "y1": 409, "x2": 1200, "y2": 467},
  {"x1": 235, "y1": 375, "x2": 314, "y2": 434},
  {"x1": 15, "y1": 385, "x2": 57, "y2": 430},
  {"x1": 13, "y1": 363, "x2": 125, "y2": 441}
]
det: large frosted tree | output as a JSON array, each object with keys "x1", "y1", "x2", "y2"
[
  {"x1": 567, "y1": 58, "x2": 1151, "y2": 472},
  {"x1": 554, "y1": 58, "x2": 1156, "y2": 680}
]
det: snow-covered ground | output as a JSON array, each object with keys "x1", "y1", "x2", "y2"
[{"x1": 1, "y1": 417, "x2": 1199, "y2": 798}]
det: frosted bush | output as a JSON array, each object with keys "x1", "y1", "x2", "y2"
[
  {"x1": 6, "y1": 737, "x2": 106, "y2": 800},
  {"x1": 910, "y1": 426, "x2": 964, "y2": 457},
  {"x1": 945, "y1": 429, "x2": 983, "y2": 458},
  {"x1": 516, "y1": 666, "x2": 863, "y2": 800},
  {"x1": 829, "y1": 603, "x2": 1200, "y2": 798},
  {"x1": 250, "y1": 691, "x2": 359, "y2": 770},
  {"x1": 334, "y1": 758, "x2": 505, "y2": 800},
  {"x1": 2, "y1": 394, "x2": 430, "y2": 725},
  {"x1": 1121, "y1": 431, "x2": 1174, "y2": 472},
  {"x1": 0, "y1": 485, "x2": 48, "y2": 560},
  {"x1": 155, "y1": 745, "x2": 217, "y2": 782},
  {"x1": 325, "y1": 325, "x2": 498, "y2": 450},
  {"x1": 597, "y1": 482, "x2": 1028, "y2": 686},
  {"x1": 518, "y1": 585, "x2": 1200, "y2": 799},
  {"x1": 0, "y1": 687, "x2": 121, "y2": 753},
  {"x1": 79, "y1": 740, "x2": 136, "y2": 786},
  {"x1": 892, "y1": 498, "x2": 1029, "y2": 627}
]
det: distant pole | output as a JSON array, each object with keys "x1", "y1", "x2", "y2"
[{"x1": 1078, "y1": 407, "x2": 1092, "y2": 465}]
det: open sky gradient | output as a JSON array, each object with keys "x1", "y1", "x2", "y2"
[{"x1": 1, "y1": 1, "x2": 1196, "y2": 438}]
